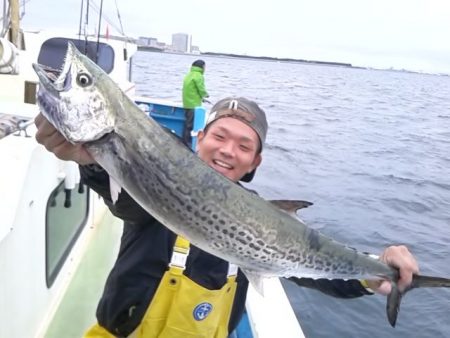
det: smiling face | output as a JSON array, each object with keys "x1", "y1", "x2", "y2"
[{"x1": 197, "y1": 117, "x2": 262, "y2": 182}]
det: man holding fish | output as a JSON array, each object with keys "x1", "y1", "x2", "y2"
[
  {"x1": 35, "y1": 97, "x2": 418, "y2": 337},
  {"x1": 33, "y1": 44, "x2": 449, "y2": 338}
]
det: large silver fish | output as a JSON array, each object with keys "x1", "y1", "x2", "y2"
[{"x1": 33, "y1": 42, "x2": 450, "y2": 327}]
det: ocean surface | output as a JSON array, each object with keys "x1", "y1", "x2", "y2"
[{"x1": 132, "y1": 51, "x2": 450, "y2": 338}]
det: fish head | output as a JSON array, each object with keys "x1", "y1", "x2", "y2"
[{"x1": 33, "y1": 42, "x2": 117, "y2": 143}]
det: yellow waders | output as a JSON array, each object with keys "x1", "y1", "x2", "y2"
[{"x1": 83, "y1": 236, "x2": 238, "y2": 338}]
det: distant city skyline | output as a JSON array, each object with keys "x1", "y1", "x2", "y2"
[
  {"x1": 137, "y1": 33, "x2": 201, "y2": 54},
  {"x1": 21, "y1": 0, "x2": 450, "y2": 75}
]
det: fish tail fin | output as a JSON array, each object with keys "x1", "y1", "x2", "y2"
[
  {"x1": 386, "y1": 274, "x2": 450, "y2": 327},
  {"x1": 386, "y1": 281, "x2": 402, "y2": 327}
]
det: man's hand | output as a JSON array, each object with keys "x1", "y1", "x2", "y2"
[
  {"x1": 34, "y1": 113, "x2": 96, "y2": 165},
  {"x1": 367, "y1": 245, "x2": 419, "y2": 294}
]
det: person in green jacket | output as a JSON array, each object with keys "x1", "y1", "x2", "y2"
[{"x1": 182, "y1": 59, "x2": 209, "y2": 146}]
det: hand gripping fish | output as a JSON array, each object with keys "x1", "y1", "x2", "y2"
[{"x1": 33, "y1": 42, "x2": 450, "y2": 327}]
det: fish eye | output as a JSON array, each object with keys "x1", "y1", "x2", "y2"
[{"x1": 76, "y1": 73, "x2": 92, "y2": 87}]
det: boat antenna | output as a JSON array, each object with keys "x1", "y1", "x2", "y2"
[
  {"x1": 88, "y1": 1, "x2": 124, "y2": 38},
  {"x1": 83, "y1": 0, "x2": 90, "y2": 55},
  {"x1": 114, "y1": 0, "x2": 125, "y2": 36},
  {"x1": 78, "y1": 0, "x2": 84, "y2": 37},
  {"x1": 95, "y1": 0, "x2": 104, "y2": 63}
]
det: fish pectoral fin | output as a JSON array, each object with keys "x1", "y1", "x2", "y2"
[
  {"x1": 109, "y1": 176, "x2": 122, "y2": 204},
  {"x1": 242, "y1": 269, "x2": 265, "y2": 296},
  {"x1": 269, "y1": 199, "x2": 313, "y2": 217}
]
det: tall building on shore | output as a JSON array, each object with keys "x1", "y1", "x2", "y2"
[{"x1": 172, "y1": 33, "x2": 190, "y2": 53}]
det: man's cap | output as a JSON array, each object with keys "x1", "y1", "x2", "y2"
[
  {"x1": 205, "y1": 97, "x2": 268, "y2": 182},
  {"x1": 192, "y1": 59, "x2": 205, "y2": 68},
  {"x1": 206, "y1": 97, "x2": 268, "y2": 149}
]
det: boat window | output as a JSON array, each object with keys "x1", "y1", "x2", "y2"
[
  {"x1": 38, "y1": 38, "x2": 115, "y2": 74},
  {"x1": 45, "y1": 181, "x2": 89, "y2": 288}
]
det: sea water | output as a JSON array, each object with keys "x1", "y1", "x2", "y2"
[{"x1": 133, "y1": 51, "x2": 450, "y2": 338}]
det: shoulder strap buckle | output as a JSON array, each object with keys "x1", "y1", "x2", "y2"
[{"x1": 169, "y1": 235, "x2": 190, "y2": 270}]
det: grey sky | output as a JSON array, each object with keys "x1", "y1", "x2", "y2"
[{"x1": 21, "y1": 0, "x2": 450, "y2": 74}]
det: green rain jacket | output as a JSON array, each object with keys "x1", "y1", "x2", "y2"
[{"x1": 182, "y1": 66, "x2": 208, "y2": 109}]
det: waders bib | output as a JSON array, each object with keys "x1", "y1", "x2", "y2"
[{"x1": 84, "y1": 236, "x2": 238, "y2": 338}]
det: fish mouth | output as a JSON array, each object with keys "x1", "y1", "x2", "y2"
[
  {"x1": 32, "y1": 43, "x2": 75, "y2": 97},
  {"x1": 32, "y1": 63, "x2": 71, "y2": 97},
  {"x1": 32, "y1": 43, "x2": 77, "y2": 138},
  {"x1": 32, "y1": 62, "x2": 68, "y2": 134}
]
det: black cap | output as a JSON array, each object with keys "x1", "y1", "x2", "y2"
[{"x1": 192, "y1": 59, "x2": 205, "y2": 68}]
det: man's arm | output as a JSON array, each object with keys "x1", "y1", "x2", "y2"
[
  {"x1": 286, "y1": 245, "x2": 419, "y2": 298},
  {"x1": 194, "y1": 74, "x2": 208, "y2": 99},
  {"x1": 287, "y1": 277, "x2": 373, "y2": 298}
]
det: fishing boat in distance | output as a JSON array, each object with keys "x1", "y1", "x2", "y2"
[{"x1": 0, "y1": 1, "x2": 305, "y2": 337}]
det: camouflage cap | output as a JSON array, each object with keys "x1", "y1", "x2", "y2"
[{"x1": 206, "y1": 97, "x2": 268, "y2": 150}]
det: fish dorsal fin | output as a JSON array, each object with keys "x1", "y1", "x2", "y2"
[
  {"x1": 242, "y1": 269, "x2": 265, "y2": 296},
  {"x1": 109, "y1": 176, "x2": 122, "y2": 204},
  {"x1": 270, "y1": 199, "x2": 313, "y2": 217}
]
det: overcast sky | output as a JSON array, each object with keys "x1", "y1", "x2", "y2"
[{"x1": 21, "y1": 0, "x2": 450, "y2": 74}]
